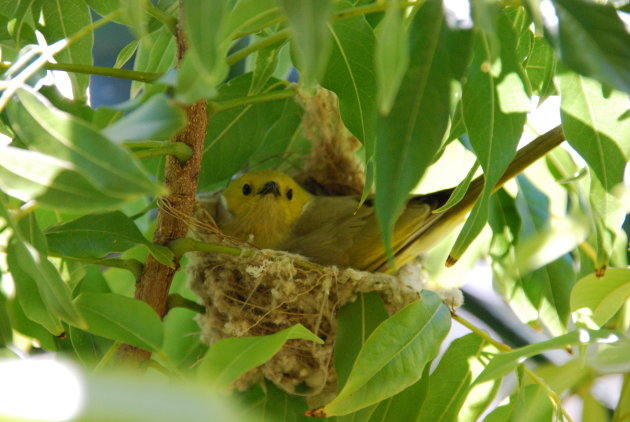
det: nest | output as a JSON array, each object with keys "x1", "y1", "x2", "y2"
[{"x1": 187, "y1": 227, "x2": 427, "y2": 401}]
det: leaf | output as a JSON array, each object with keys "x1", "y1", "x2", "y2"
[
  {"x1": 162, "y1": 308, "x2": 207, "y2": 369},
  {"x1": 199, "y1": 73, "x2": 302, "y2": 188},
  {"x1": 176, "y1": 0, "x2": 229, "y2": 103},
  {"x1": 68, "y1": 325, "x2": 113, "y2": 369},
  {"x1": 6, "y1": 88, "x2": 163, "y2": 199},
  {"x1": 334, "y1": 292, "x2": 389, "y2": 388},
  {"x1": 613, "y1": 374, "x2": 630, "y2": 422},
  {"x1": 418, "y1": 334, "x2": 490, "y2": 421},
  {"x1": 38, "y1": 0, "x2": 93, "y2": 99},
  {"x1": 102, "y1": 94, "x2": 187, "y2": 143},
  {"x1": 374, "y1": 0, "x2": 407, "y2": 115},
  {"x1": 114, "y1": 40, "x2": 138, "y2": 69},
  {"x1": 450, "y1": 20, "x2": 527, "y2": 262},
  {"x1": 197, "y1": 324, "x2": 322, "y2": 389},
  {"x1": 0, "y1": 290, "x2": 12, "y2": 347},
  {"x1": 375, "y1": 0, "x2": 472, "y2": 261},
  {"x1": 278, "y1": 0, "x2": 331, "y2": 90},
  {"x1": 321, "y1": 4, "x2": 377, "y2": 155},
  {"x1": 249, "y1": 36, "x2": 285, "y2": 95},
  {"x1": 475, "y1": 328, "x2": 620, "y2": 384},
  {"x1": 510, "y1": 384, "x2": 554, "y2": 422},
  {"x1": 7, "y1": 298, "x2": 58, "y2": 351},
  {"x1": 74, "y1": 292, "x2": 164, "y2": 351},
  {"x1": 545, "y1": 0, "x2": 630, "y2": 94},
  {"x1": 514, "y1": 175, "x2": 576, "y2": 335},
  {"x1": 570, "y1": 268, "x2": 630, "y2": 329},
  {"x1": 8, "y1": 237, "x2": 85, "y2": 329},
  {"x1": 121, "y1": 0, "x2": 148, "y2": 42},
  {"x1": 368, "y1": 364, "x2": 431, "y2": 422},
  {"x1": 0, "y1": 146, "x2": 127, "y2": 211},
  {"x1": 323, "y1": 291, "x2": 451, "y2": 416},
  {"x1": 557, "y1": 69, "x2": 630, "y2": 270},
  {"x1": 132, "y1": 26, "x2": 176, "y2": 98},
  {"x1": 434, "y1": 161, "x2": 480, "y2": 213},
  {"x1": 525, "y1": 36, "x2": 557, "y2": 102},
  {"x1": 45, "y1": 211, "x2": 175, "y2": 268},
  {"x1": 586, "y1": 336, "x2": 630, "y2": 374},
  {"x1": 226, "y1": 0, "x2": 282, "y2": 38}
]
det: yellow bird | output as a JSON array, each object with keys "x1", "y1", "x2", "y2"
[{"x1": 207, "y1": 127, "x2": 564, "y2": 273}]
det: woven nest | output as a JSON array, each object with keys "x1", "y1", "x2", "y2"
[{"x1": 187, "y1": 218, "x2": 426, "y2": 401}]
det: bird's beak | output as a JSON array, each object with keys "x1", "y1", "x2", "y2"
[{"x1": 258, "y1": 181, "x2": 281, "y2": 197}]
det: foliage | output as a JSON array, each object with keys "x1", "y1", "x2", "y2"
[{"x1": 0, "y1": 0, "x2": 629, "y2": 421}]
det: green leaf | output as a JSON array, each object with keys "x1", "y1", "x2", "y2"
[
  {"x1": 38, "y1": 0, "x2": 93, "y2": 99},
  {"x1": 368, "y1": 364, "x2": 431, "y2": 422},
  {"x1": 226, "y1": 0, "x2": 282, "y2": 38},
  {"x1": 525, "y1": 36, "x2": 557, "y2": 102},
  {"x1": 121, "y1": 0, "x2": 148, "y2": 42},
  {"x1": 557, "y1": 70, "x2": 630, "y2": 270},
  {"x1": 200, "y1": 73, "x2": 302, "y2": 188},
  {"x1": 475, "y1": 328, "x2": 619, "y2": 384},
  {"x1": 514, "y1": 175, "x2": 576, "y2": 335},
  {"x1": 278, "y1": 0, "x2": 331, "y2": 90},
  {"x1": 451, "y1": 22, "x2": 527, "y2": 262},
  {"x1": 581, "y1": 392, "x2": 610, "y2": 422},
  {"x1": 323, "y1": 291, "x2": 451, "y2": 416},
  {"x1": 570, "y1": 268, "x2": 630, "y2": 329},
  {"x1": 419, "y1": 334, "x2": 490, "y2": 421},
  {"x1": 114, "y1": 40, "x2": 138, "y2": 69},
  {"x1": 434, "y1": 161, "x2": 480, "y2": 213},
  {"x1": 132, "y1": 26, "x2": 176, "y2": 98},
  {"x1": 0, "y1": 146, "x2": 128, "y2": 211},
  {"x1": 510, "y1": 384, "x2": 554, "y2": 422},
  {"x1": 7, "y1": 298, "x2": 58, "y2": 351},
  {"x1": 375, "y1": 0, "x2": 471, "y2": 261},
  {"x1": 546, "y1": 0, "x2": 630, "y2": 94},
  {"x1": 68, "y1": 325, "x2": 114, "y2": 369},
  {"x1": 321, "y1": 4, "x2": 377, "y2": 154},
  {"x1": 197, "y1": 324, "x2": 322, "y2": 389},
  {"x1": 0, "y1": 290, "x2": 12, "y2": 347},
  {"x1": 334, "y1": 292, "x2": 389, "y2": 388},
  {"x1": 6, "y1": 88, "x2": 163, "y2": 199},
  {"x1": 102, "y1": 94, "x2": 186, "y2": 143},
  {"x1": 249, "y1": 36, "x2": 285, "y2": 95},
  {"x1": 162, "y1": 308, "x2": 207, "y2": 369},
  {"x1": 176, "y1": 0, "x2": 229, "y2": 103},
  {"x1": 586, "y1": 336, "x2": 630, "y2": 373},
  {"x1": 74, "y1": 292, "x2": 164, "y2": 351},
  {"x1": 374, "y1": 0, "x2": 408, "y2": 115},
  {"x1": 614, "y1": 374, "x2": 630, "y2": 422},
  {"x1": 8, "y1": 237, "x2": 85, "y2": 329},
  {"x1": 45, "y1": 211, "x2": 175, "y2": 268}
]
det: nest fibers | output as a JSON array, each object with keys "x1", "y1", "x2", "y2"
[{"x1": 187, "y1": 212, "x2": 462, "y2": 401}]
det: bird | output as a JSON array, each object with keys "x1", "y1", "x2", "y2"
[{"x1": 200, "y1": 126, "x2": 565, "y2": 273}]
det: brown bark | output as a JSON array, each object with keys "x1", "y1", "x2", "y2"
[{"x1": 118, "y1": 8, "x2": 207, "y2": 363}]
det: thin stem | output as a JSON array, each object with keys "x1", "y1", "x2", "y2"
[
  {"x1": 95, "y1": 341, "x2": 122, "y2": 372},
  {"x1": 128, "y1": 141, "x2": 194, "y2": 163},
  {"x1": 453, "y1": 313, "x2": 573, "y2": 421},
  {"x1": 209, "y1": 88, "x2": 296, "y2": 114},
  {"x1": 46, "y1": 62, "x2": 161, "y2": 82},
  {"x1": 49, "y1": 254, "x2": 143, "y2": 278},
  {"x1": 167, "y1": 293, "x2": 205, "y2": 314},
  {"x1": 146, "y1": 4, "x2": 177, "y2": 35},
  {"x1": 227, "y1": 28, "x2": 290, "y2": 66}
]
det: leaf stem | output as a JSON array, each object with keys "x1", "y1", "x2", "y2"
[
  {"x1": 167, "y1": 293, "x2": 205, "y2": 314},
  {"x1": 453, "y1": 313, "x2": 573, "y2": 421},
  {"x1": 145, "y1": 4, "x2": 177, "y2": 35},
  {"x1": 226, "y1": 1, "x2": 418, "y2": 65},
  {"x1": 95, "y1": 341, "x2": 122, "y2": 372},
  {"x1": 127, "y1": 141, "x2": 193, "y2": 163},
  {"x1": 49, "y1": 254, "x2": 143, "y2": 278},
  {"x1": 208, "y1": 88, "x2": 296, "y2": 114}
]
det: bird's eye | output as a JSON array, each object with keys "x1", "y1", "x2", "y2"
[
  {"x1": 286, "y1": 189, "x2": 293, "y2": 200},
  {"x1": 242, "y1": 184, "x2": 252, "y2": 195}
]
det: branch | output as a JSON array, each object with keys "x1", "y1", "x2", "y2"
[{"x1": 117, "y1": 3, "x2": 208, "y2": 364}]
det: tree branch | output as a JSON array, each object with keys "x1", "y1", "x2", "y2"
[{"x1": 117, "y1": 4, "x2": 208, "y2": 364}]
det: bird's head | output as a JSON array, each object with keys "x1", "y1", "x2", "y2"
[{"x1": 223, "y1": 169, "x2": 312, "y2": 246}]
